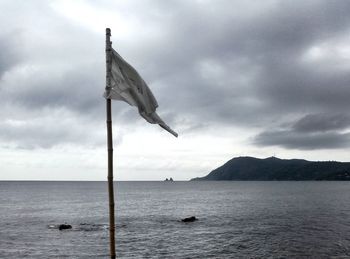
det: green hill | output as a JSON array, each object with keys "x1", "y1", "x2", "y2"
[{"x1": 191, "y1": 156, "x2": 350, "y2": 181}]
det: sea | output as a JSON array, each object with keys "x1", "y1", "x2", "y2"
[{"x1": 1, "y1": 181, "x2": 350, "y2": 258}]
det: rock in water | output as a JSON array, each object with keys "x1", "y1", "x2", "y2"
[
  {"x1": 181, "y1": 216, "x2": 197, "y2": 222},
  {"x1": 59, "y1": 224, "x2": 72, "y2": 230}
]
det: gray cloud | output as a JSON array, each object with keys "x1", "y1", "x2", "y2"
[
  {"x1": 132, "y1": 0, "x2": 350, "y2": 129},
  {"x1": 254, "y1": 130, "x2": 350, "y2": 150},
  {"x1": 1, "y1": 0, "x2": 350, "y2": 150},
  {"x1": 0, "y1": 113, "x2": 106, "y2": 149},
  {"x1": 293, "y1": 113, "x2": 350, "y2": 133},
  {"x1": 253, "y1": 112, "x2": 350, "y2": 150},
  {"x1": 0, "y1": 34, "x2": 21, "y2": 78}
]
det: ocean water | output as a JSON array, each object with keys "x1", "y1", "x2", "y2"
[{"x1": 1, "y1": 181, "x2": 350, "y2": 258}]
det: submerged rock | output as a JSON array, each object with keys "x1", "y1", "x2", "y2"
[
  {"x1": 59, "y1": 224, "x2": 72, "y2": 230},
  {"x1": 181, "y1": 216, "x2": 197, "y2": 222}
]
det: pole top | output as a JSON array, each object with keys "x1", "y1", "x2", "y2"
[{"x1": 106, "y1": 28, "x2": 111, "y2": 35}]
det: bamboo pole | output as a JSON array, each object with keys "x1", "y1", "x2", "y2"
[{"x1": 105, "y1": 28, "x2": 116, "y2": 259}]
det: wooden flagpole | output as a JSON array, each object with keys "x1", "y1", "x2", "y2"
[{"x1": 105, "y1": 28, "x2": 116, "y2": 259}]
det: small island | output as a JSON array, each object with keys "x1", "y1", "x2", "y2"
[{"x1": 191, "y1": 156, "x2": 350, "y2": 181}]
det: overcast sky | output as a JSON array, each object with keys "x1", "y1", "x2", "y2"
[{"x1": 1, "y1": 0, "x2": 350, "y2": 180}]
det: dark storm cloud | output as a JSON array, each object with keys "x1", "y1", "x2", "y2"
[
  {"x1": 0, "y1": 34, "x2": 20, "y2": 78},
  {"x1": 253, "y1": 112, "x2": 350, "y2": 150},
  {"x1": 1, "y1": 0, "x2": 350, "y2": 149},
  {"x1": 130, "y1": 0, "x2": 350, "y2": 130},
  {"x1": 254, "y1": 130, "x2": 350, "y2": 150},
  {"x1": 293, "y1": 114, "x2": 350, "y2": 133},
  {"x1": 255, "y1": 131, "x2": 350, "y2": 150}
]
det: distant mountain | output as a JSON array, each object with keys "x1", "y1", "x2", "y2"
[{"x1": 191, "y1": 156, "x2": 350, "y2": 181}]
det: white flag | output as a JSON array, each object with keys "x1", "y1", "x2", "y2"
[{"x1": 104, "y1": 49, "x2": 178, "y2": 137}]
